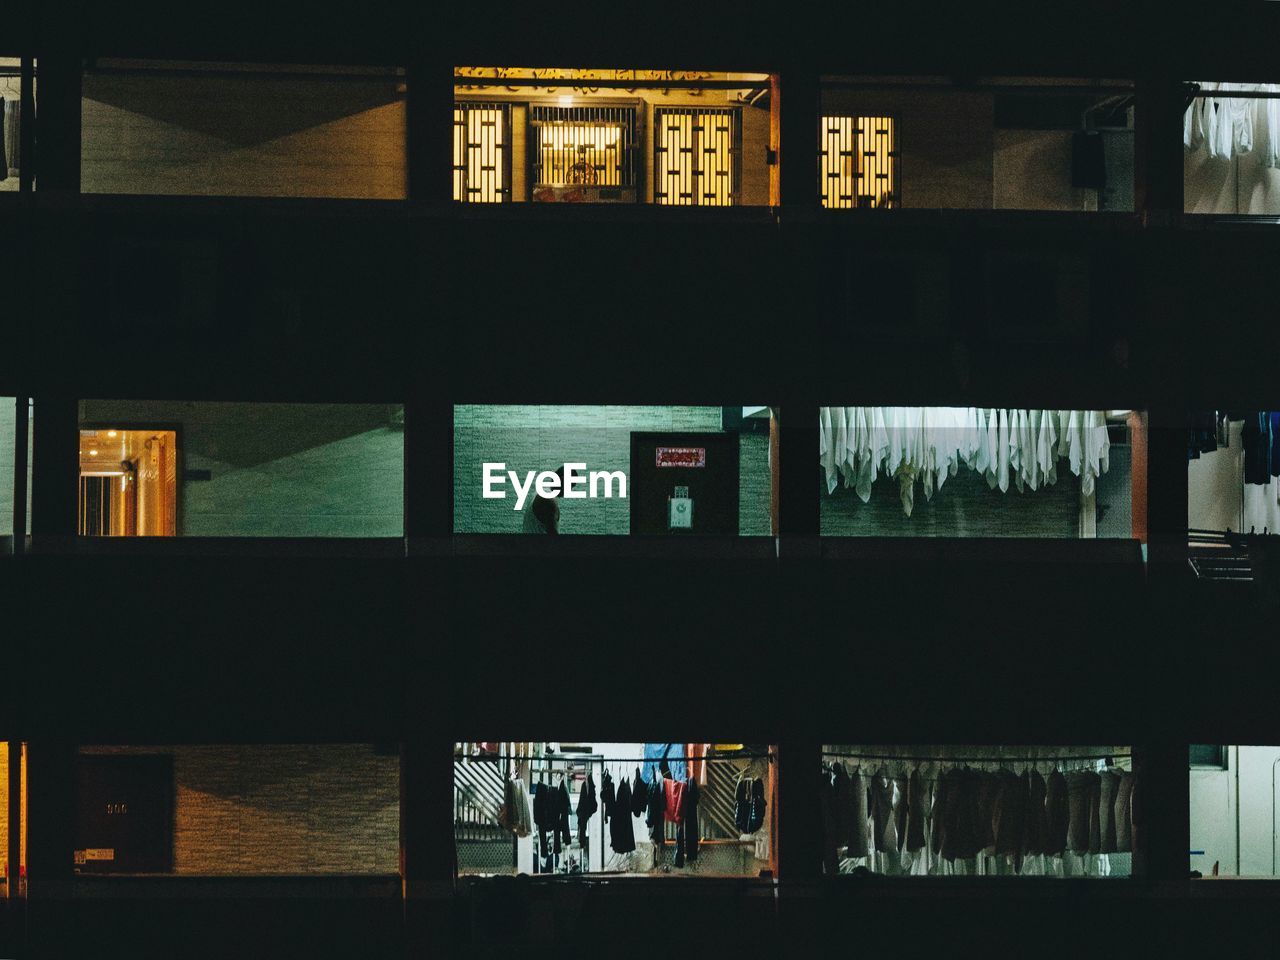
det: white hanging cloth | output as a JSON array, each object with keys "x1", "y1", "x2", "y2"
[{"x1": 817, "y1": 407, "x2": 1111, "y2": 516}]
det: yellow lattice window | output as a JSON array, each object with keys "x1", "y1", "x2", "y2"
[
  {"x1": 654, "y1": 107, "x2": 740, "y2": 206},
  {"x1": 820, "y1": 115, "x2": 896, "y2": 209},
  {"x1": 531, "y1": 106, "x2": 636, "y2": 189},
  {"x1": 453, "y1": 102, "x2": 510, "y2": 203}
]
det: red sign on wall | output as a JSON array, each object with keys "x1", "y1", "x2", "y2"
[{"x1": 655, "y1": 447, "x2": 706, "y2": 468}]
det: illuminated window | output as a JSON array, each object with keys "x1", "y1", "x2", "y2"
[
  {"x1": 453, "y1": 102, "x2": 510, "y2": 203},
  {"x1": 78, "y1": 428, "x2": 178, "y2": 536},
  {"x1": 819, "y1": 115, "x2": 896, "y2": 209},
  {"x1": 654, "y1": 107, "x2": 740, "y2": 206},
  {"x1": 531, "y1": 105, "x2": 637, "y2": 201}
]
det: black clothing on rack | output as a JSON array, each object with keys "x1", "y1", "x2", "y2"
[
  {"x1": 1242, "y1": 412, "x2": 1280, "y2": 485},
  {"x1": 600, "y1": 771, "x2": 614, "y2": 824},
  {"x1": 533, "y1": 778, "x2": 572, "y2": 858},
  {"x1": 610, "y1": 777, "x2": 636, "y2": 854},
  {"x1": 556, "y1": 781, "x2": 572, "y2": 850},
  {"x1": 734, "y1": 778, "x2": 751, "y2": 833},
  {"x1": 630, "y1": 767, "x2": 648, "y2": 817},
  {"x1": 683, "y1": 777, "x2": 700, "y2": 862},
  {"x1": 748, "y1": 776, "x2": 767, "y2": 834},
  {"x1": 577, "y1": 773, "x2": 598, "y2": 844},
  {"x1": 646, "y1": 774, "x2": 666, "y2": 846}
]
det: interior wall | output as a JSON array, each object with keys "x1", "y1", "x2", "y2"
[
  {"x1": 80, "y1": 72, "x2": 407, "y2": 198},
  {"x1": 993, "y1": 129, "x2": 1088, "y2": 211},
  {"x1": 822, "y1": 87, "x2": 994, "y2": 209},
  {"x1": 79, "y1": 401, "x2": 404, "y2": 537},
  {"x1": 821, "y1": 87, "x2": 1131, "y2": 211},
  {"x1": 79, "y1": 745, "x2": 399, "y2": 875},
  {"x1": 457, "y1": 84, "x2": 771, "y2": 205},
  {"x1": 1189, "y1": 745, "x2": 1280, "y2": 877},
  {"x1": 0, "y1": 398, "x2": 15, "y2": 532},
  {"x1": 1188, "y1": 419, "x2": 1243, "y2": 531},
  {"x1": 1184, "y1": 97, "x2": 1280, "y2": 214},
  {"x1": 452, "y1": 405, "x2": 771, "y2": 535}
]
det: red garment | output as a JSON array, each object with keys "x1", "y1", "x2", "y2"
[{"x1": 664, "y1": 777, "x2": 687, "y2": 823}]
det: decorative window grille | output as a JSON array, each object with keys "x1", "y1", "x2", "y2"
[
  {"x1": 654, "y1": 107, "x2": 741, "y2": 206},
  {"x1": 819, "y1": 115, "x2": 897, "y2": 209},
  {"x1": 531, "y1": 105, "x2": 637, "y2": 187},
  {"x1": 453, "y1": 102, "x2": 511, "y2": 203}
]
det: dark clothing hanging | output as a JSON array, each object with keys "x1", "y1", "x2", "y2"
[
  {"x1": 646, "y1": 774, "x2": 666, "y2": 846},
  {"x1": 870, "y1": 775, "x2": 896, "y2": 853},
  {"x1": 847, "y1": 767, "x2": 869, "y2": 857},
  {"x1": 630, "y1": 767, "x2": 649, "y2": 817},
  {"x1": 1087, "y1": 772, "x2": 1102, "y2": 855},
  {"x1": 1114, "y1": 771, "x2": 1135, "y2": 853},
  {"x1": 734, "y1": 778, "x2": 752, "y2": 833},
  {"x1": 831, "y1": 763, "x2": 853, "y2": 854},
  {"x1": 749, "y1": 776, "x2": 767, "y2": 834},
  {"x1": 904, "y1": 768, "x2": 928, "y2": 853},
  {"x1": 556, "y1": 781, "x2": 572, "y2": 850},
  {"x1": 1188, "y1": 411, "x2": 1221, "y2": 460},
  {"x1": 1242, "y1": 412, "x2": 1280, "y2": 485},
  {"x1": 601, "y1": 771, "x2": 615, "y2": 824},
  {"x1": 992, "y1": 769, "x2": 1026, "y2": 872},
  {"x1": 1098, "y1": 770, "x2": 1122, "y2": 854},
  {"x1": 533, "y1": 779, "x2": 571, "y2": 858},
  {"x1": 931, "y1": 767, "x2": 952, "y2": 858},
  {"x1": 974, "y1": 771, "x2": 998, "y2": 853},
  {"x1": 610, "y1": 777, "x2": 636, "y2": 854},
  {"x1": 1022, "y1": 770, "x2": 1047, "y2": 856},
  {"x1": 819, "y1": 770, "x2": 839, "y2": 874},
  {"x1": 1044, "y1": 770, "x2": 1069, "y2": 857},
  {"x1": 892, "y1": 774, "x2": 909, "y2": 852},
  {"x1": 683, "y1": 777, "x2": 700, "y2": 863},
  {"x1": 577, "y1": 773, "x2": 598, "y2": 844},
  {"x1": 1128, "y1": 773, "x2": 1142, "y2": 855},
  {"x1": 533, "y1": 780, "x2": 553, "y2": 858},
  {"x1": 938, "y1": 767, "x2": 977, "y2": 861},
  {"x1": 1065, "y1": 770, "x2": 1099, "y2": 855}
]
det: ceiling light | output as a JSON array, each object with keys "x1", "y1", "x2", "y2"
[
  {"x1": 89, "y1": 449, "x2": 98, "y2": 456},
  {"x1": 107, "y1": 430, "x2": 118, "y2": 438}
]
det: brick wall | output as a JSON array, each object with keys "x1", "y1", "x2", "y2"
[
  {"x1": 452, "y1": 405, "x2": 772, "y2": 534},
  {"x1": 79, "y1": 745, "x2": 399, "y2": 875}
]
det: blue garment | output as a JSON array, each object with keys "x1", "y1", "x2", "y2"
[
  {"x1": 1243, "y1": 412, "x2": 1277, "y2": 485},
  {"x1": 641, "y1": 743, "x2": 686, "y2": 784}
]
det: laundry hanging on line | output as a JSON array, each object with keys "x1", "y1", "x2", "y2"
[
  {"x1": 818, "y1": 756, "x2": 1137, "y2": 878},
  {"x1": 1183, "y1": 82, "x2": 1280, "y2": 167},
  {"x1": 818, "y1": 407, "x2": 1112, "y2": 517}
]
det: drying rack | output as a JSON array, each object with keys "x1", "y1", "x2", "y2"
[{"x1": 1188, "y1": 527, "x2": 1259, "y2": 582}]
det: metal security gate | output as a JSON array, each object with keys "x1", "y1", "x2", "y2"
[
  {"x1": 819, "y1": 115, "x2": 897, "y2": 209},
  {"x1": 531, "y1": 105, "x2": 637, "y2": 188},
  {"x1": 654, "y1": 106, "x2": 741, "y2": 206},
  {"x1": 454, "y1": 753, "x2": 517, "y2": 874},
  {"x1": 453, "y1": 101, "x2": 511, "y2": 203}
]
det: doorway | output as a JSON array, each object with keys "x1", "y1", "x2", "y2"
[{"x1": 78, "y1": 427, "x2": 178, "y2": 536}]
